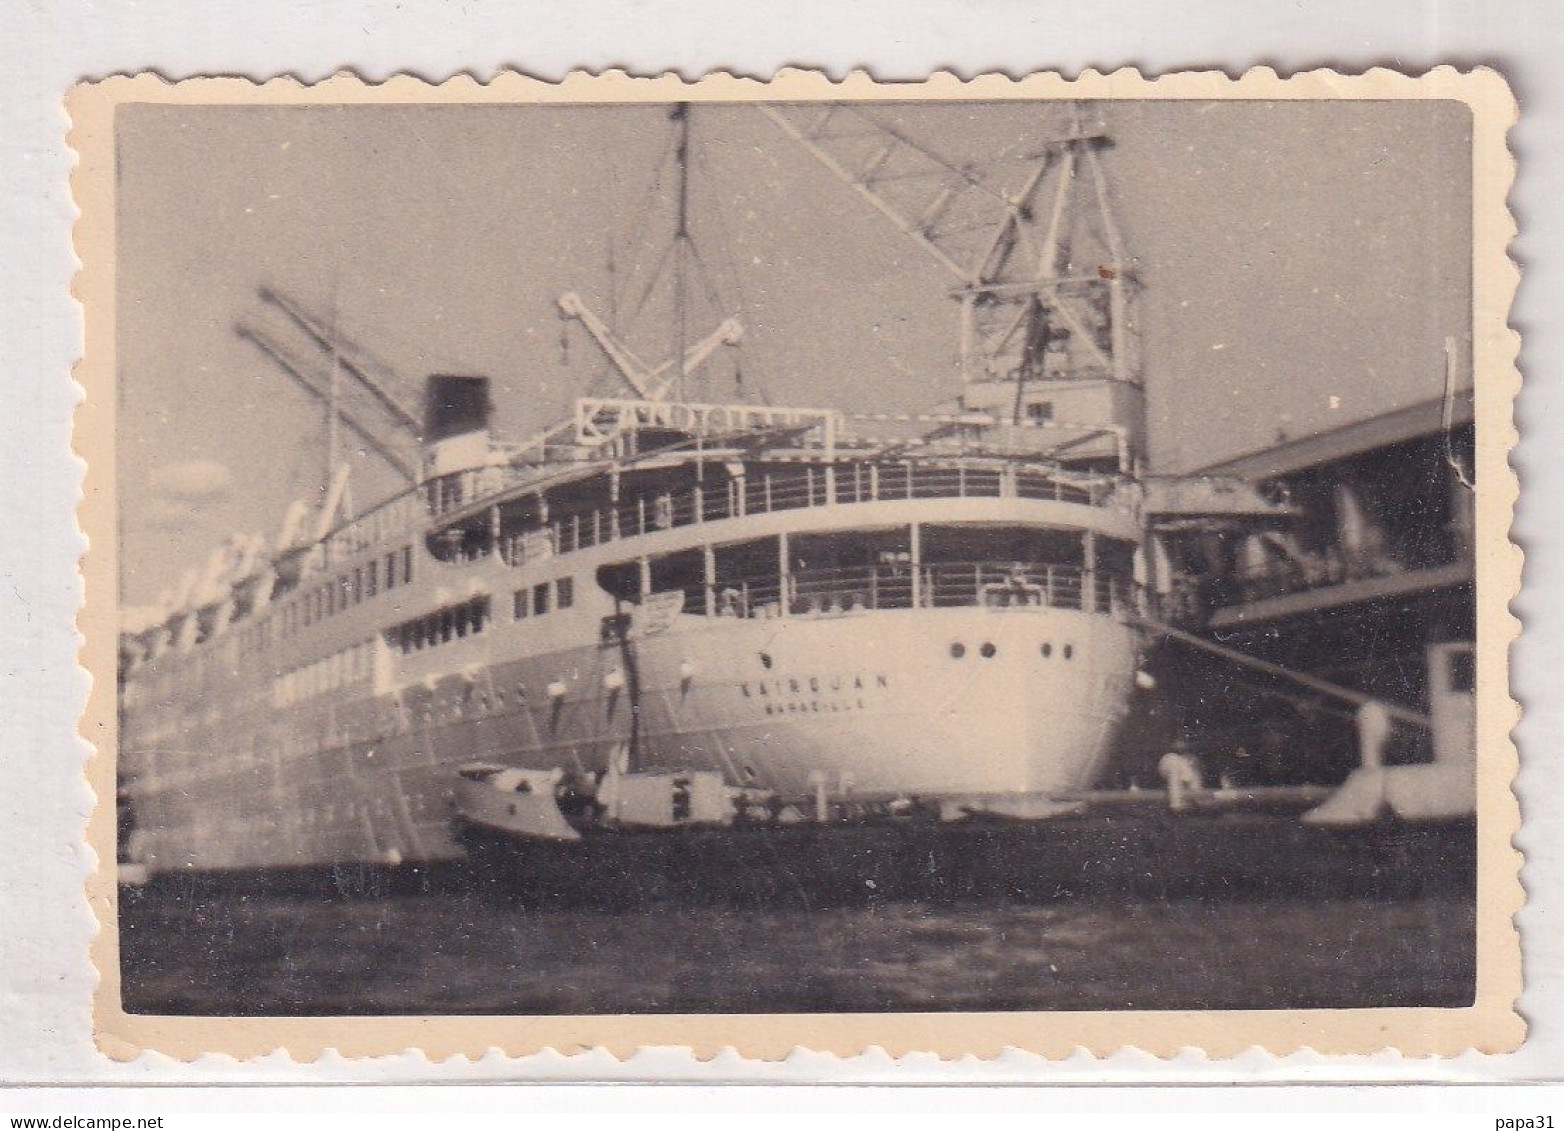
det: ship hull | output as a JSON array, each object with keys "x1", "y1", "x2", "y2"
[
  {"x1": 124, "y1": 606, "x2": 1138, "y2": 874},
  {"x1": 635, "y1": 607, "x2": 1137, "y2": 799}
]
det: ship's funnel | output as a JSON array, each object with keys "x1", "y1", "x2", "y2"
[
  {"x1": 424, "y1": 374, "x2": 493, "y2": 443},
  {"x1": 424, "y1": 374, "x2": 495, "y2": 477}
]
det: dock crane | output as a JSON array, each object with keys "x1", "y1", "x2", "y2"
[
  {"x1": 236, "y1": 287, "x2": 427, "y2": 543},
  {"x1": 234, "y1": 321, "x2": 422, "y2": 486},
  {"x1": 256, "y1": 286, "x2": 425, "y2": 437},
  {"x1": 759, "y1": 103, "x2": 1135, "y2": 413},
  {"x1": 762, "y1": 103, "x2": 1302, "y2": 657}
]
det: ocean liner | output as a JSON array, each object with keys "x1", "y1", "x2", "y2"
[{"x1": 118, "y1": 103, "x2": 1275, "y2": 873}]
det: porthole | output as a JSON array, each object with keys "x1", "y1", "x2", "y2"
[
  {"x1": 1063, "y1": 644, "x2": 1074, "y2": 660},
  {"x1": 1041, "y1": 642, "x2": 1053, "y2": 658},
  {"x1": 980, "y1": 642, "x2": 997, "y2": 658},
  {"x1": 950, "y1": 642, "x2": 966, "y2": 659}
]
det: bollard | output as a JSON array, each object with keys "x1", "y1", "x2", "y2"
[
  {"x1": 1158, "y1": 751, "x2": 1202, "y2": 813},
  {"x1": 808, "y1": 771, "x2": 829, "y2": 823},
  {"x1": 1356, "y1": 698, "x2": 1392, "y2": 771}
]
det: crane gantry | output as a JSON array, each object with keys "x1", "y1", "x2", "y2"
[{"x1": 758, "y1": 103, "x2": 1138, "y2": 408}]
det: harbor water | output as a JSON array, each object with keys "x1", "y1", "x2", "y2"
[{"x1": 118, "y1": 810, "x2": 1476, "y2": 1015}]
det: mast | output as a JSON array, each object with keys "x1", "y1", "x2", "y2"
[
  {"x1": 557, "y1": 104, "x2": 745, "y2": 407},
  {"x1": 672, "y1": 102, "x2": 692, "y2": 403},
  {"x1": 326, "y1": 298, "x2": 343, "y2": 510}
]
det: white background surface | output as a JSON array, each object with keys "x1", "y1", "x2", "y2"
[{"x1": 1, "y1": 0, "x2": 1561, "y2": 1099}]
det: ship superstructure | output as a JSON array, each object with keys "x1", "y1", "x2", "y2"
[{"x1": 117, "y1": 102, "x2": 1282, "y2": 873}]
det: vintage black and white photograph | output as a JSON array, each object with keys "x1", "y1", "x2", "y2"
[{"x1": 74, "y1": 72, "x2": 1519, "y2": 1053}]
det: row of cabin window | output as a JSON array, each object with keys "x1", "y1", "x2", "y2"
[
  {"x1": 280, "y1": 545, "x2": 414, "y2": 638},
  {"x1": 382, "y1": 577, "x2": 575, "y2": 660},
  {"x1": 387, "y1": 596, "x2": 491, "y2": 656},
  {"x1": 513, "y1": 576, "x2": 574, "y2": 621},
  {"x1": 273, "y1": 639, "x2": 377, "y2": 707}
]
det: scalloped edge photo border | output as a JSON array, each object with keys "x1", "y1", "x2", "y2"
[{"x1": 70, "y1": 65, "x2": 1524, "y2": 1063}]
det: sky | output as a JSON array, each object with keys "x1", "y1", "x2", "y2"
[{"x1": 115, "y1": 98, "x2": 1472, "y2": 606}]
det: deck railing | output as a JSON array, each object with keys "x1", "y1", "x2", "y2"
[
  {"x1": 321, "y1": 492, "x2": 426, "y2": 565},
  {"x1": 326, "y1": 456, "x2": 1117, "y2": 568},
  {"x1": 530, "y1": 463, "x2": 1118, "y2": 564},
  {"x1": 684, "y1": 561, "x2": 1136, "y2": 621}
]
